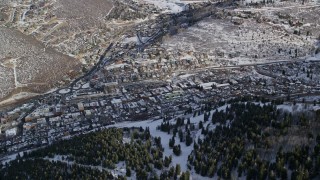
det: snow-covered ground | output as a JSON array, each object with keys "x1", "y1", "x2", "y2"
[
  {"x1": 109, "y1": 104, "x2": 228, "y2": 173},
  {"x1": 0, "y1": 153, "x2": 22, "y2": 165},
  {"x1": 161, "y1": 4, "x2": 318, "y2": 69},
  {"x1": 59, "y1": 88, "x2": 70, "y2": 94},
  {"x1": 296, "y1": 95, "x2": 320, "y2": 102},
  {"x1": 45, "y1": 155, "x2": 130, "y2": 179},
  {"x1": 145, "y1": 0, "x2": 184, "y2": 13},
  {"x1": 81, "y1": 83, "x2": 90, "y2": 89},
  {"x1": 109, "y1": 119, "x2": 203, "y2": 177},
  {"x1": 277, "y1": 102, "x2": 318, "y2": 112},
  {"x1": 305, "y1": 53, "x2": 320, "y2": 62},
  {"x1": 136, "y1": 0, "x2": 194, "y2": 13},
  {"x1": 110, "y1": 118, "x2": 192, "y2": 170},
  {"x1": 123, "y1": 36, "x2": 138, "y2": 43},
  {"x1": 0, "y1": 148, "x2": 40, "y2": 165}
]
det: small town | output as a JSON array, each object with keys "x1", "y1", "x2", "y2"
[
  {"x1": 1, "y1": 0, "x2": 320, "y2": 154},
  {"x1": 1, "y1": 0, "x2": 320, "y2": 179},
  {"x1": 1, "y1": 54, "x2": 320, "y2": 153}
]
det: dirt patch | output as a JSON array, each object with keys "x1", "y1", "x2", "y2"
[
  {"x1": 0, "y1": 27, "x2": 81, "y2": 104},
  {"x1": 54, "y1": 0, "x2": 113, "y2": 29}
]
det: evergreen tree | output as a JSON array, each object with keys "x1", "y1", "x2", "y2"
[
  {"x1": 169, "y1": 136, "x2": 175, "y2": 148},
  {"x1": 186, "y1": 130, "x2": 193, "y2": 146},
  {"x1": 173, "y1": 145, "x2": 181, "y2": 156},
  {"x1": 175, "y1": 164, "x2": 181, "y2": 175},
  {"x1": 126, "y1": 167, "x2": 131, "y2": 177}
]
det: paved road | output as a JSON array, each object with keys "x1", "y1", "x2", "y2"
[{"x1": 174, "y1": 58, "x2": 317, "y2": 74}]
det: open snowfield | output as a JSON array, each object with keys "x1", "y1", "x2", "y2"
[
  {"x1": 134, "y1": 0, "x2": 208, "y2": 13},
  {"x1": 139, "y1": 0, "x2": 186, "y2": 13}
]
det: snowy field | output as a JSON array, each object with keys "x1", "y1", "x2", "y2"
[
  {"x1": 109, "y1": 105, "x2": 228, "y2": 174},
  {"x1": 162, "y1": 17, "x2": 315, "y2": 66},
  {"x1": 143, "y1": 0, "x2": 185, "y2": 13},
  {"x1": 277, "y1": 102, "x2": 320, "y2": 112},
  {"x1": 135, "y1": 0, "x2": 207, "y2": 13}
]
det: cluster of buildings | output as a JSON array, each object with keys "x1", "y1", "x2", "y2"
[
  {"x1": 1, "y1": 0, "x2": 320, "y2": 156},
  {"x1": 2, "y1": 58, "x2": 320, "y2": 152}
]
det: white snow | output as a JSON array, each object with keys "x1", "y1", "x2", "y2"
[
  {"x1": 81, "y1": 83, "x2": 90, "y2": 89},
  {"x1": 277, "y1": 103, "x2": 308, "y2": 112},
  {"x1": 179, "y1": 73, "x2": 195, "y2": 79},
  {"x1": 0, "y1": 148, "x2": 39, "y2": 165},
  {"x1": 109, "y1": 104, "x2": 229, "y2": 173},
  {"x1": 110, "y1": 118, "x2": 192, "y2": 172},
  {"x1": 296, "y1": 95, "x2": 320, "y2": 102},
  {"x1": 0, "y1": 153, "x2": 20, "y2": 165},
  {"x1": 140, "y1": 0, "x2": 186, "y2": 13},
  {"x1": 45, "y1": 155, "x2": 130, "y2": 178},
  {"x1": 123, "y1": 37, "x2": 138, "y2": 43},
  {"x1": 305, "y1": 53, "x2": 320, "y2": 62},
  {"x1": 59, "y1": 88, "x2": 70, "y2": 94},
  {"x1": 105, "y1": 63, "x2": 128, "y2": 70}
]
